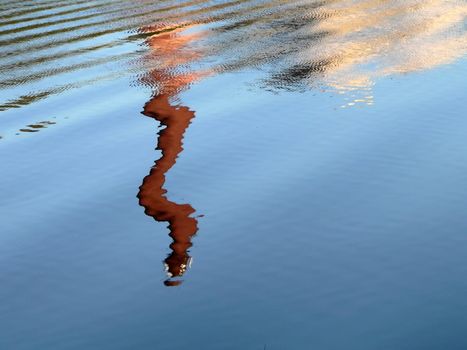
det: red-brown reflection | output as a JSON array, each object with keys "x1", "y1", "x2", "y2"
[
  {"x1": 138, "y1": 94, "x2": 197, "y2": 286},
  {"x1": 137, "y1": 26, "x2": 208, "y2": 286}
]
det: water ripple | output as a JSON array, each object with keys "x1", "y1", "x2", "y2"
[{"x1": 0, "y1": 0, "x2": 466, "y2": 110}]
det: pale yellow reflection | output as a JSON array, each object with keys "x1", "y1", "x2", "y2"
[
  {"x1": 298, "y1": 0, "x2": 467, "y2": 96},
  {"x1": 136, "y1": 0, "x2": 467, "y2": 105}
]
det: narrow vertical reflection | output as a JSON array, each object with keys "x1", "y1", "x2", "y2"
[
  {"x1": 137, "y1": 94, "x2": 197, "y2": 287},
  {"x1": 136, "y1": 26, "x2": 205, "y2": 287}
]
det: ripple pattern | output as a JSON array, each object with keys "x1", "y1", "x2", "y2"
[{"x1": 0, "y1": 0, "x2": 466, "y2": 110}]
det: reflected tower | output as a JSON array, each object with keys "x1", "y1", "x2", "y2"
[
  {"x1": 137, "y1": 25, "x2": 207, "y2": 286},
  {"x1": 138, "y1": 95, "x2": 196, "y2": 287}
]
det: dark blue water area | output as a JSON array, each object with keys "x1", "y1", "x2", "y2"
[{"x1": 1, "y1": 58, "x2": 467, "y2": 349}]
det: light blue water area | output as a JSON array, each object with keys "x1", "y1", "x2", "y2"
[
  {"x1": 2, "y1": 0, "x2": 467, "y2": 348},
  {"x1": 1, "y1": 57, "x2": 467, "y2": 349}
]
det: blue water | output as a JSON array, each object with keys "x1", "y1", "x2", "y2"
[{"x1": 1, "y1": 0, "x2": 467, "y2": 349}]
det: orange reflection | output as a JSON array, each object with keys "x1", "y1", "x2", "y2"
[{"x1": 137, "y1": 26, "x2": 208, "y2": 286}]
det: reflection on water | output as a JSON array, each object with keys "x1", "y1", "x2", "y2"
[
  {"x1": 137, "y1": 95, "x2": 197, "y2": 286},
  {"x1": 1, "y1": 0, "x2": 466, "y2": 112},
  {"x1": 136, "y1": 27, "x2": 207, "y2": 286},
  {"x1": 18, "y1": 120, "x2": 56, "y2": 134},
  {"x1": 275, "y1": 0, "x2": 467, "y2": 94},
  {"x1": 129, "y1": 0, "x2": 466, "y2": 283},
  {"x1": 2, "y1": 0, "x2": 467, "y2": 282},
  {"x1": 2, "y1": 2, "x2": 467, "y2": 347}
]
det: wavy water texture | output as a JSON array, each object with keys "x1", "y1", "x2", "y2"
[{"x1": 1, "y1": 0, "x2": 466, "y2": 111}]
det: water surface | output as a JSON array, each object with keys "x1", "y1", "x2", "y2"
[{"x1": 1, "y1": 0, "x2": 467, "y2": 349}]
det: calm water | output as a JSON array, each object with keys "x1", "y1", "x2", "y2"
[{"x1": 1, "y1": 0, "x2": 467, "y2": 349}]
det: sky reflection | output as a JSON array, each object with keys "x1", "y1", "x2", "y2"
[{"x1": 133, "y1": 0, "x2": 467, "y2": 284}]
